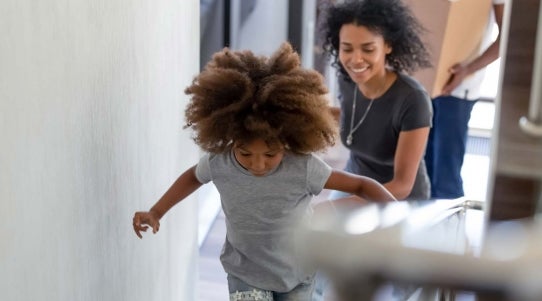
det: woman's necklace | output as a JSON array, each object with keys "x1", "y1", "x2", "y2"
[{"x1": 346, "y1": 86, "x2": 375, "y2": 146}]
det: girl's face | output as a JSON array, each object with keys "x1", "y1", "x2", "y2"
[
  {"x1": 338, "y1": 24, "x2": 391, "y2": 85},
  {"x1": 233, "y1": 138, "x2": 285, "y2": 177}
]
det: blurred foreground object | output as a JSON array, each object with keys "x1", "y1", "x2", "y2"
[{"x1": 298, "y1": 199, "x2": 542, "y2": 301}]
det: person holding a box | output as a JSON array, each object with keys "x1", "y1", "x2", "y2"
[{"x1": 424, "y1": 0, "x2": 505, "y2": 199}]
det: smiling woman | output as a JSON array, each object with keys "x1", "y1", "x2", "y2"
[{"x1": 321, "y1": 0, "x2": 433, "y2": 201}]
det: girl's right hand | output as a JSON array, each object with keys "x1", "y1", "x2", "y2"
[{"x1": 133, "y1": 211, "x2": 160, "y2": 239}]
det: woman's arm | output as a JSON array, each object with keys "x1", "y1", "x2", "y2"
[
  {"x1": 133, "y1": 165, "x2": 203, "y2": 238},
  {"x1": 384, "y1": 127, "x2": 430, "y2": 200},
  {"x1": 324, "y1": 169, "x2": 396, "y2": 202}
]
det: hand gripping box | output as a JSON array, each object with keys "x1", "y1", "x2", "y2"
[{"x1": 406, "y1": 0, "x2": 493, "y2": 97}]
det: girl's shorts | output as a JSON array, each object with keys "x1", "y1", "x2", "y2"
[{"x1": 227, "y1": 274, "x2": 314, "y2": 301}]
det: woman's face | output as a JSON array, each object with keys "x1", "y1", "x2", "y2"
[
  {"x1": 233, "y1": 138, "x2": 285, "y2": 177},
  {"x1": 338, "y1": 24, "x2": 391, "y2": 85}
]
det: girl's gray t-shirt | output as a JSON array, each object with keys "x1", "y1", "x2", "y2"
[
  {"x1": 338, "y1": 73, "x2": 432, "y2": 200},
  {"x1": 195, "y1": 151, "x2": 332, "y2": 292}
]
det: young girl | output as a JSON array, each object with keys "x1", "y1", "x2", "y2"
[{"x1": 132, "y1": 42, "x2": 396, "y2": 301}]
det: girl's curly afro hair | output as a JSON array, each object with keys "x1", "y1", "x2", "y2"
[{"x1": 184, "y1": 42, "x2": 338, "y2": 154}]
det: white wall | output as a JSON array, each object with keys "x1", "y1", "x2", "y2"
[{"x1": 0, "y1": 0, "x2": 200, "y2": 300}]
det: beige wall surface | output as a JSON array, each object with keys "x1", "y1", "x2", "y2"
[{"x1": 0, "y1": 0, "x2": 200, "y2": 300}]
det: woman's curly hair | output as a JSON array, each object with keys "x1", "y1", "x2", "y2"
[
  {"x1": 184, "y1": 42, "x2": 337, "y2": 154},
  {"x1": 320, "y1": 0, "x2": 432, "y2": 80}
]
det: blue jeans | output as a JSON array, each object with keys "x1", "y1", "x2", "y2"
[
  {"x1": 227, "y1": 274, "x2": 315, "y2": 301},
  {"x1": 425, "y1": 96, "x2": 477, "y2": 199}
]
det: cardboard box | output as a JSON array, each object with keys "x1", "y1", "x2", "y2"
[{"x1": 406, "y1": 0, "x2": 493, "y2": 97}]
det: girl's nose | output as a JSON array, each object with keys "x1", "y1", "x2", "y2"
[{"x1": 252, "y1": 157, "x2": 266, "y2": 171}]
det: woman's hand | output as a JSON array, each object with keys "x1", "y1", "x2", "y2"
[{"x1": 133, "y1": 210, "x2": 161, "y2": 239}]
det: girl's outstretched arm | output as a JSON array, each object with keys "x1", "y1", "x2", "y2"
[
  {"x1": 133, "y1": 165, "x2": 203, "y2": 238},
  {"x1": 324, "y1": 169, "x2": 397, "y2": 203}
]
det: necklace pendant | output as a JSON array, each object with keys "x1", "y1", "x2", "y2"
[{"x1": 346, "y1": 134, "x2": 353, "y2": 145}]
